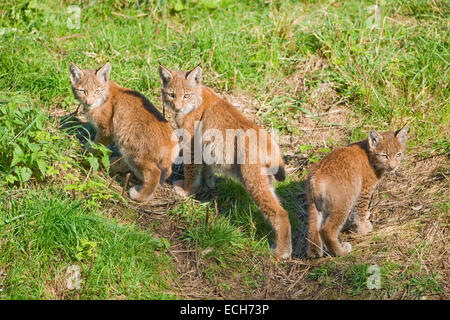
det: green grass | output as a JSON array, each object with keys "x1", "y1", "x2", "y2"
[
  {"x1": 307, "y1": 257, "x2": 445, "y2": 299},
  {"x1": 0, "y1": 187, "x2": 176, "y2": 299},
  {"x1": 0, "y1": 0, "x2": 448, "y2": 299},
  {"x1": 0, "y1": 89, "x2": 178, "y2": 299},
  {"x1": 1, "y1": 0, "x2": 447, "y2": 145}
]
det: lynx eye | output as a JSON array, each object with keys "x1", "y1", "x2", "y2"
[
  {"x1": 183, "y1": 94, "x2": 191, "y2": 99},
  {"x1": 77, "y1": 89, "x2": 87, "y2": 95},
  {"x1": 396, "y1": 152, "x2": 402, "y2": 158},
  {"x1": 94, "y1": 89, "x2": 103, "y2": 94},
  {"x1": 378, "y1": 154, "x2": 389, "y2": 159},
  {"x1": 166, "y1": 92, "x2": 175, "y2": 98}
]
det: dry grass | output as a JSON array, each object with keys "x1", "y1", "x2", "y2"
[
  {"x1": 52, "y1": 76, "x2": 448, "y2": 299},
  {"x1": 49, "y1": 49, "x2": 449, "y2": 299},
  {"x1": 120, "y1": 115, "x2": 447, "y2": 300}
]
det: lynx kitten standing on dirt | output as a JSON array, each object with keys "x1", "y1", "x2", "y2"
[
  {"x1": 158, "y1": 64, "x2": 292, "y2": 259},
  {"x1": 69, "y1": 62, "x2": 177, "y2": 202},
  {"x1": 307, "y1": 126, "x2": 408, "y2": 258}
]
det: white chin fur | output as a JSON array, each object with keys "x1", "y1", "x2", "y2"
[
  {"x1": 90, "y1": 99, "x2": 104, "y2": 109},
  {"x1": 178, "y1": 104, "x2": 195, "y2": 116}
]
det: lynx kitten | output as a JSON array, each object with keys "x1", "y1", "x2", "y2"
[
  {"x1": 307, "y1": 126, "x2": 408, "y2": 257},
  {"x1": 158, "y1": 64, "x2": 292, "y2": 259},
  {"x1": 69, "y1": 62, "x2": 177, "y2": 202}
]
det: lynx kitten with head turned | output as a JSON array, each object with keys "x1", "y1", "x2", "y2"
[
  {"x1": 158, "y1": 64, "x2": 292, "y2": 259},
  {"x1": 307, "y1": 126, "x2": 408, "y2": 258},
  {"x1": 69, "y1": 62, "x2": 177, "y2": 202}
]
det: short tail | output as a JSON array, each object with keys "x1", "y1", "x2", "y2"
[{"x1": 265, "y1": 134, "x2": 286, "y2": 181}]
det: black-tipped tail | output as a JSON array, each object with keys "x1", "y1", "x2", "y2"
[{"x1": 274, "y1": 166, "x2": 286, "y2": 182}]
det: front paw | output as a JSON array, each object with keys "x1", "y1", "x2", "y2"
[
  {"x1": 307, "y1": 245, "x2": 324, "y2": 259},
  {"x1": 128, "y1": 185, "x2": 151, "y2": 202},
  {"x1": 173, "y1": 180, "x2": 189, "y2": 198},
  {"x1": 341, "y1": 242, "x2": 352, "y2": 255},
  {"x1": 356, "y1": 220, "x2": 373, "y2": 234},
  {"x1": 333, "y1": 242, "x2": 353, "y2": 256},
  {"x1": 271, "y1": 243, "x2": 292, "y2": 260}
]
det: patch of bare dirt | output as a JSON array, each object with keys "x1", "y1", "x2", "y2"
[
  {"x1": 216, "y1": 56, "x2": 351, "y2": 158},
  {"x1": 218, "y1": 89, "x2": 260, "y2": 124},
  {"x1": 128, "y1": 185, "x2": 223, "y2": 299},
  {"x1": 42, "y1": 267, "x2": 73, "y2": 300},
  {"x1": 281, "y1": 58, "x2": 351, "y2": 147}
]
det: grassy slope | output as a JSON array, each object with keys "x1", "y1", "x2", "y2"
[
  {"x1": 1, "y1": 189, "x2": 176, "y2": 299},
  {"x1": 0, "y1": 0, "x2": 448, "y2": 299}
]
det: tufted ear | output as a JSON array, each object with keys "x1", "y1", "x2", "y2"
[
  {"x1": 69, "y1": 62, "x2": 83, "y2": 85},
  {"x1": 368, "y1": 130, "x2": 383, "y2": 149},
  {"x1": 158, "y1": 64, "x2": 173, "y2": 87},
  {"x1": 395, "y1": 125, "x2": 408, "y2": 145},
  {"x1": 96, "y1": 62, "x2": 111, "y2": 84},
  {"x1": 185, "y1": 65, "x2": 202, "y2": 86}
]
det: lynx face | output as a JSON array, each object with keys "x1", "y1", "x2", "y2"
[
  {"x1": 69, "y1": 62, "x2": 111, "y2": 109},
  {"x1": 368, "y1": 126, "x2": 408, "y2": 172},
  {"x1": 158, "y1": 65, "x2": 203, "y2": 115}
]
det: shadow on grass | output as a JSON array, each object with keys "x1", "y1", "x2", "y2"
[
  {"x1": 56, "y1": 110, "x2": 310, "y2": 259},
  {"x1": 276, "y1": 179, "x2": 309, "y2": 259},
  {"x1": 193, "y1": 175, "x2": 310, "y2": 259}
]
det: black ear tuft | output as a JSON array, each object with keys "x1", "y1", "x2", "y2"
[
  {"x1": 158, "y1": 64, "x2": 173, "y2": 86},
  {"x1": 96, "y1": 62, "x2": 111, "y2": 83},
  {"x1": 274, "y1": 166, "x2": 286, "y2": 182},
  {"x1": 186, "y1": 65, "x2": 202, "y2": 86},
  {"x1": 368, "y1": 130, "x2": 383, "y2": 148},
  {"x1": 395, "y1": 125, "x2": 408, "y2": 145},
  {"x1": 69, "y1": 62, "x2": 83, "y2": 84}
]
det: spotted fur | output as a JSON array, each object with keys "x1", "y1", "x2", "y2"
[
  {"x1": 306, "y1": 127, "x2": 408, "y2": 257},
  {"x1": 69, "y1": 62, "x2": 178, "y2": 202}
]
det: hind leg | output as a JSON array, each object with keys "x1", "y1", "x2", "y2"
[
  {"x1": 320, "y1": 202, "x2": 353, "y2": 257},
  {"x1": 129, "y1": 160, "x2": 161, "y2": 202},
  {"x1": 240, "y1": 165, "x2": 292, "y2": 259},
  {"x1": 160, "y1": 147, "x2": 176, "y2": 185}
]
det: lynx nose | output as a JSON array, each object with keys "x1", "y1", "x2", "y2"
[
  {"x1": 86, "y1": 96, "x2": 96, "y2": 106},
  {"x1": 389, "y1": 160, "x2": 398, "y2": 171},
  {"x1": 174, "y1": 99, "x2": 183, "y2": 111}
]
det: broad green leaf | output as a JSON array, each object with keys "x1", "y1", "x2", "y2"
[
  {"x1": 35, "y1": 114, "x2": 47, "y2": 130},
  {"x1": 11, "y1": 145, "x2": 25, "y2": 166},
  {"x1": 15, "y1": 166, "x2": 32, "y2": 182},
  {"x1": 36, "y1": 159, "x2": 47, "y2": 176}
]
